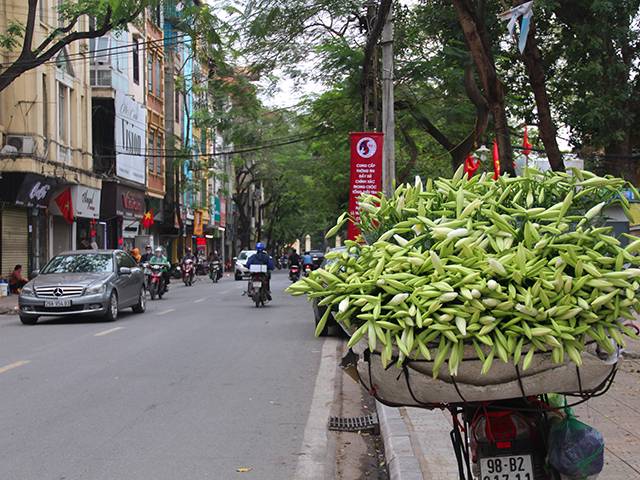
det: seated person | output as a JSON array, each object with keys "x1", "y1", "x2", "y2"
[{"x1": 9, "y1": 264, "x2": 28, "y2": 293}]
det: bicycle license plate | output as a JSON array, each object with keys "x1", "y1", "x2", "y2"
[
  {"x1": 479, "y1": 454, "x2": 533, "y2": 480},
  {"x1": 251, "y1": 281, "x2": 262, "y2": 289},
  {"x1": 44, "y1": 299, "x2": 71, "y2": 307}
]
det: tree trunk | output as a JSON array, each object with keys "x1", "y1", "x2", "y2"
[
  {"x1": 517, "y1": 14, "x2": 564, "y2": 171},
  {"x1": 452, "y1": 0, "x2": 515, "y2": 175}
]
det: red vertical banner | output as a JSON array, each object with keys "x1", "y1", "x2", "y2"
[{"x1": 348, "y1": 132, "x2": 384, "y2": 240}]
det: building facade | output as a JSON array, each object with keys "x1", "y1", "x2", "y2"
[{"x1": 0, "y1": 1, "x2": 100, "y2": 277}]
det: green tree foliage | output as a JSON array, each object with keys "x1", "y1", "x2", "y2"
[{"x1": 0, "y1": 0, "x2": 155, "y2": 92}]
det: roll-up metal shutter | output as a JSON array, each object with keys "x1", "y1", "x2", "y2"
[{"x1": 1, "y1": 207, "x2": 28, "y2": 277}]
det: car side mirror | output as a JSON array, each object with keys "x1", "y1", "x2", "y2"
[
  {"x1": 29, "y1": 270, "x2": 39, "y2": 279},
  {"x1": 119, "y1": 267, "x2": 132, "y2": 275}
]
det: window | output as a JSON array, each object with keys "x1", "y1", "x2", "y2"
[
  {"x1": 152, "y1": 4, "x2": 162, "y2": 26},
  {"x1": 147, "y1": 55, "x2": 153, "y2": 93},
  {"x1": 155, "y1": 58, "x2": 162, "y2": 97},
  {"x1": 156, "y1": 133, "x2": 163, "y2": 175},
  {"x1": 58, "y1": 84, "x2": 68, "y2": 144},
  {"x1": 132, "y1": 38, "x2": 140, "y2": 84},
  {"x1": 148, "y1": 129, "x2": 155, "y2": 173},
  {"x1": 39, "y1": 0, "x2": 47, "y2": 23}
]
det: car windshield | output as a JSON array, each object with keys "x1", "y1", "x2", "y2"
[
  {"x1": 41, "y1": 254, "x2": 114, "y2": 274},
  {"x1": 238, "y1": 251, "x2": 254, "y2": 260}
]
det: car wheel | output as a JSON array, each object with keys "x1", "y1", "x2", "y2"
[
  {"x1": 20, "y1": 315, "x2": 38, "y2": 325},
  {"x1": 132, "y1": 288, "x2": 146, "y2": 313},
  {"x1": 103, "y1": 291, "x2": 118, "y2": 322}
]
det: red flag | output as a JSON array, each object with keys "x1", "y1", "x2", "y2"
[
  {"x1": 55, "y1": 188, "x2": 74, "y2": 224},
  {"x1": 492, "y1": 140, "x2": 501, "y2": 180},
  {"x1": 142, "y1": 210, "x2": 154, "y2": 229},
  {"x1": 463, "y1": 155, "x2": 480, "y2": 178},
  {"x1": 523, "y1": 125, "x2": 532, "y2": 157}
]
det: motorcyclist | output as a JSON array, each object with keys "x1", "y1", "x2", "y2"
[
  {"x1": 182, "y1": 247, "x2": 196, "y2": 264},
  {"x1": 302, "y1": 251, "x2": 313, "y2": 271},
  {"x1": 149, "y1": 246, "x2": 171, "y2": 292},
  {"x1": 288, "y1": 249, "x2": 301, "y2": 268},
  {"x1": 246, "y1": 242, "x2": 275, "y2": 300},
  {"x1": 140, "y1": 244, "x2": 153, "y2": 263}
]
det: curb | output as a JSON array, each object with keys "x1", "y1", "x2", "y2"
[{"x1": 376, "y1": 401, "x2": 423, "y2": 480}]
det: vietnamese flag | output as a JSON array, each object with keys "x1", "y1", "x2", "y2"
[
  {"x1": 142, "y1": 210, "x2": 154, "y2": 229},
  {"x1": 492, "y1": 140, "x2": 500, "y2": 180},
  {"x1": 463, "y1": 155, "x2": 480, "y2": 178},
  {"x1": 523, "y1": 125, "x2": 532, "y2": 157},
  {"x1": 55, "y1": 188, "x2": 74, "y2": 224}
]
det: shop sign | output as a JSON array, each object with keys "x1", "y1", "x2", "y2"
[
  {"x1": 72, "y1": 185, "x2": 101, "y2": 219},
  {"x1": 119, "y1": 189, "x2": 145, "y2": 217},
  {"x1": 213, "y1": 196, "x2": 221, "y2": 224},
  {"x1": 220, "y1": 198, "x2": 226, "y2": 228},
  {"x1": 101, "y1": 183, "x2": 145, "y2": 220},
  {"x1": 194, "y1": 210, "x2": 204, "y2": 236},
  {"x1": 15, "y1": 174, "x2": 57, "y2": 207},
  {"x1": 115, "y1": 91, "x2": 146, "y2": 185}
]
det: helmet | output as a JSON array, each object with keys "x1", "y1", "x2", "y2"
[
  {"x1": 155, "y1": 246, "x2": 163, "y2": 254},
  {"x1": 186, "y1": 247, "x2": 192, "y2": 253},
  {"x1": 256, "y1": 242, "x2": 265, "y2": 251}
]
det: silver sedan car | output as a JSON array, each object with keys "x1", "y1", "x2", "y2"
[{"x1": 18, "y1": 250, "x2": 146, "y2": 325}]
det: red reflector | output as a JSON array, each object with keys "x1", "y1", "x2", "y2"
[{"x1": 496, "y1": 441, "x2": 512, "y2": 449}]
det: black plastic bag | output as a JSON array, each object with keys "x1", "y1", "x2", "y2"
[{"x1": 548, "y1": 409, "x2": 604, "y2": 479}]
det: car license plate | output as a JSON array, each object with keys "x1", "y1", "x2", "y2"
[
  {"x1": 44, "y1": 299, "x2": 71, "y2": 308},
  {"x1": 480, "y1": 455, "x2": 533, "y2": 480},
  {"x1": 251, "y1": 281, "x2": 262, "y2": 289}
]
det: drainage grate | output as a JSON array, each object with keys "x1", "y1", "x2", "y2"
[{"x1": 328, "y1": 413, "x2": 379, "y2": 434}]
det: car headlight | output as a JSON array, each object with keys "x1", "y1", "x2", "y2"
[
  {"x1": 85, "y1": 283, "x2": 106, "y2": 294},
  {"x1": 21, "y1": 284, "x2": 34, "y2": 295}
]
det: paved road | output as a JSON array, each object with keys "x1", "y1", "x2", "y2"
[{"x1": 0, "y1": 271, "x2": 337, "y2": 480}]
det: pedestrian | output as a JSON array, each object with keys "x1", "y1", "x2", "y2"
[
  {"x1": 130, "y1": 247, "x2": 142, "y2": 264},
  {"x1": 9, "y1": 265, "x2": 28, "y2": 294}
]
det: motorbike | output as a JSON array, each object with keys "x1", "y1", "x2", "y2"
[
  {"x1": 448, "y1": 396, "x2": 566, "y2": 480},
  {"x1": 182, "y1": 259, "x2": 195, "y2": 286},
  {"x1": 196, "y1": 258, "x2": 208, "y2": 276},
  {"x1": 289, "y1": 264, "x2": 301, "y2": 282},
  {"x1": 303, "y1": 263, "x2": 313, "y2": 277},
  {"x1": 145, "y1": 263, "x2": 166, "y2": 300},
  {"x1": 170, "y1": 263, "x2": 182, "y2": 279},
  {"x1": 209, "y1": 260, "x2": 223, "y2": 283},
  {"x1": 248, "y1": 264, "x2": 269, "y2": 307}
]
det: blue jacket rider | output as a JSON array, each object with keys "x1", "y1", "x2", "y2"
[{"x1": 246, "y1": 242, "x2": 274, "y2": 299}]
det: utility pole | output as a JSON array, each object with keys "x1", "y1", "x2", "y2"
[{"x1": 381, "y1": 3, "x2": 395, "y2": 196}]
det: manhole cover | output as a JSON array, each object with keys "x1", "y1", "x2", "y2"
[{"x1": 328, "y1": 413, "x2": 379, "y2": 434}]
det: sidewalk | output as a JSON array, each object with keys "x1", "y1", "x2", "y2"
[
  {"x1": 0, "y1": 295, "x2": 18, "y2": 315},
  {"x1": 379, "y1": 339, "x2": 640, "y2": 480}
]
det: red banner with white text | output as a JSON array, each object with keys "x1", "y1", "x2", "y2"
[{"x1": 348, "y1": 132, "x2": 384, "y2": 240}]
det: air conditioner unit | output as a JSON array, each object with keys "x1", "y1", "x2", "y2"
[{"x1": 5, "y1": 135, "x2": 35, "y2": 154}]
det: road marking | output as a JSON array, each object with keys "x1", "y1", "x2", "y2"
[
  {"x1": 293, "y1": 338, "x2": 340, "y2": 480},
  {"x1": 94, "y1": 327, "x2": 124, "y2": 337},
  {"x1": 157, "y1": 308, "x2": 176, "y2": 316},
  {"x1": 0, "y1": 360, "x2": 30, "y2": 374},
  {"x1": 194, "y1": 298, "x2": 207, "y2": 303}
]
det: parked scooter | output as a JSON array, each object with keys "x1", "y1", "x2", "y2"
[
  {"x1": 289, "y1": 264, "x2": 301, "y2": 282},
  {"x1": 248, "y1": 265, "x2": 269, "y2": 307},
  {"x1": 182, "y1": 259, "x2": 195, "y2": 286},
  {"x1": 209, "y1": 261, "x2": 223, "y2": 283},
  {"x1": 145, "y1": 263, "x2": 166, "y2": 300}
]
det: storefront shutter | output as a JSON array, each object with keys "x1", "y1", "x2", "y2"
[{"x1": 1, "y1": 207, "x2": 28, "y2": 277}]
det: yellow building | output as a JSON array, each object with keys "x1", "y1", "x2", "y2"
[{"x1": 0, "y1": 1, "x2": 101, "y2": 276}]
